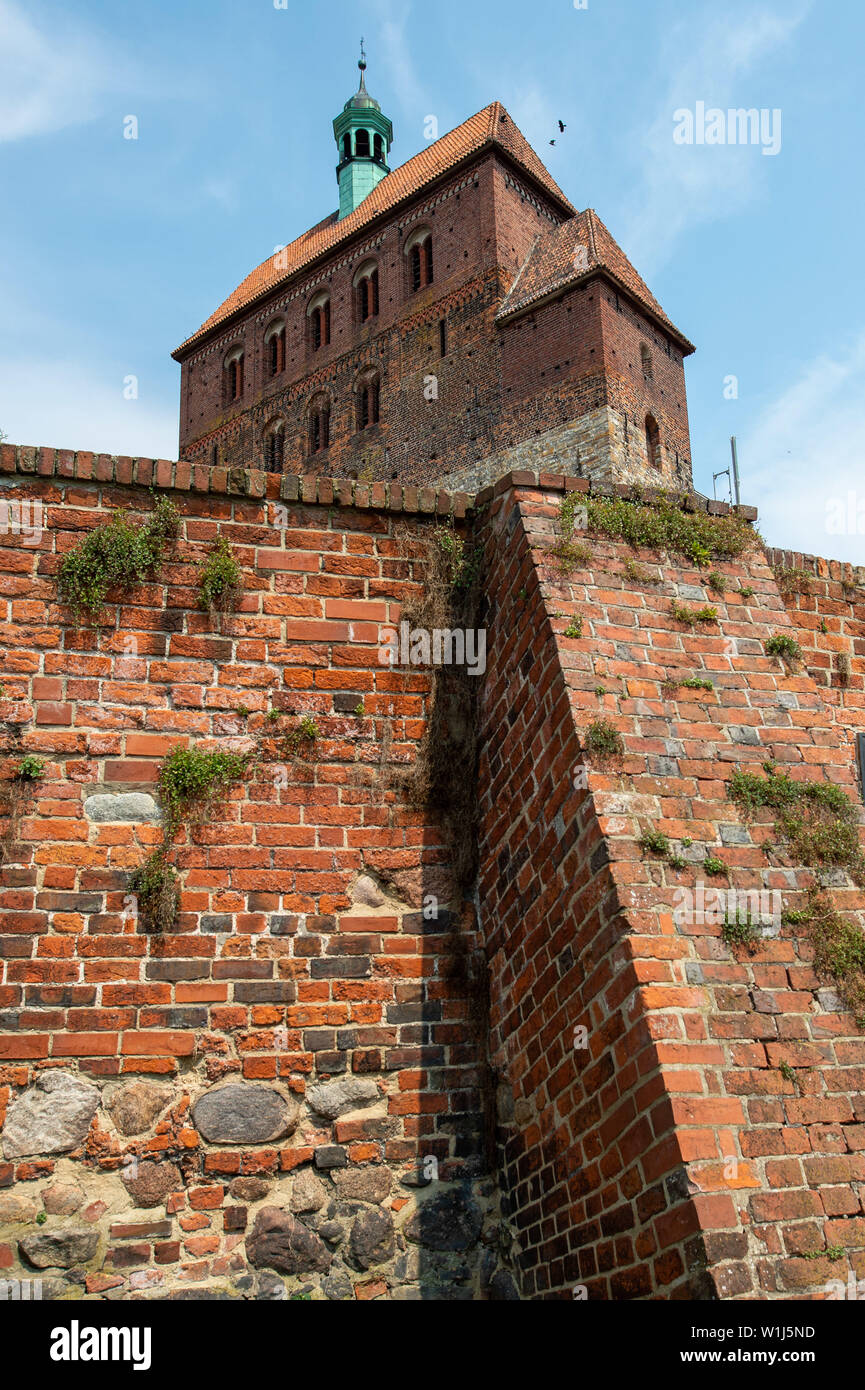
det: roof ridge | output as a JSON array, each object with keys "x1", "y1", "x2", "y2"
[
  {"x1": 504, "y1": 232, "x2": 541, "y2": 302},
  {"x1": 584, "y1": 208, "x2": 600, "y2": 264}
]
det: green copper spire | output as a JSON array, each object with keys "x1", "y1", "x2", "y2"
[{"x1": 333, "y1": 42, "x2": 393, "y2": 220}]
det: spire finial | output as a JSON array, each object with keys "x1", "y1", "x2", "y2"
[{"x1": 358, "y1": 36, "x2": 367, "y2": 86}]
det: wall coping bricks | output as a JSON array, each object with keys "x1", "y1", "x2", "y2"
[{"x1": 0, "y1": 444, "x2": 759, "y2": 526}]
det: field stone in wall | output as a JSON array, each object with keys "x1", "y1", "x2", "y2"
[
  {"x1": 18, "y1": 1228, "x2": 100, "y2": 1269},
  {"x1": 192, "y1": 1084, "x2": 299, "y2": 1144},
  {"x1": 402, "y1": 1184, "x2": 483, "y2": 1251},
  {"x1": 0, "y1": 1071, "x2": 100, "y2": 1159},
  {"x1": 246, "y1": 1207, "x2": 332, "y2": 1275},
  {"x1": 332, "y1": 1165, "x2": 392, "y2": 1204},
  {"x1": 290, "y1": 1168, "x2": 327, "y2": 1214},
  {"x1": 305, "y1": 1076, "x2": 379, "y2": 1120},
  {"x1": 106, "y1": 1080, "x2": 173, "y2": 1137},
  {"x1": 0, "y1": 1192, "x2": 41, "y2": 1223},
  {"x1": 83, "y1": 793, "x2": 161, "y2": 824},
  {"x1": 349, "y1": 1207, "x2": 395, "y2": 1270},
  {"x1": 42, "y1": 1182, "x2": 85, "y2": 1215}
]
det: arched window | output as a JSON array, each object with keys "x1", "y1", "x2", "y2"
[
  {"x1": 645, "y1": 414, "x2": 662, "y2": 470},
  {"x1": 223, "y1": 346, "x2": 244, "y2": 403},
  {"x1": 308, "y1": 397, "x2": 331, "y2": 455},
  {"x1": 264, "y1": 420, "x2": 285, "y2": 473},
  {"x1": 353, "y1": 260, "x2": 380, "y2": 324},
  {"x1": 405, "y1": 227, "x2": 433, "y2": 293},
  {"x1": 307, "y1": 290, "x2": 331, "y2": 353},
  {"x1": 342, "y1": 133, "x2": 351, "y2": 160},
  {"x1": 640, "y1": 343, "x2": 653, "y2": 381},
  {"x1": 265, "y1": 320, "x2": 286, "y2": 377},
  {"x1": 356, "y1": 374, "x2": 381, "y2": 431},
  {"x1": 355, "y1": 128, "x2": 371, "y2": 158},
  {"x1": 373, "y1": 133, "x2": 384, "y2": 162}
]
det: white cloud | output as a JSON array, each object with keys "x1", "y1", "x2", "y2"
[
  {"x1": 621, "y1": 2, "x2": 811, "y2": 274},
  {"x1": 0, "y1": 0, "x2": 128, "y2": 143},
  {"x1": 742, "y1": 332, "x2": 865, "y2": 564},
  {"x1": 0, "y1": 357, "x2": 177, "y2": 460},
  {"x1": 368, "y1": 0, "x2": 427, "y2": 120}
]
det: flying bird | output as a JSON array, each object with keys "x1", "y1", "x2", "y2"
[
  {"x1": 558, "y1": 120, "x2": 566, "y2": 132},
  {"x1": 549, "y1": 138, "x2": 556, "y2": 145}
]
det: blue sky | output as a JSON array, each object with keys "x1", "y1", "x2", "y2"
[{"x1": 1, "y1": 0, "x2": 863, "y2": 561}]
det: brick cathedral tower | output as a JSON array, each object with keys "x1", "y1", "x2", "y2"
[{"x1": 173, "y1": 55, "x2": 696, "y2": 494}]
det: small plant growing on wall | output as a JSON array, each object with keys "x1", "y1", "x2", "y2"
[
  {"x1": 158, "y1": 746, "x2": 251, "y2": 836},
  {"x1": 283, "y1": 715, "x2": 320, "y2": 759},
  {"x1": 564, "y1": 617, "x2": 583, "y2": 639},
  {"x1": 680, "y1": 676, "x2": 715, "y2": 692},
  {"x1": 639, "y1": 829, "x2": 670, "y2": 858},
  {"x1": 16, "y1": 755, "x2": 45, "y2": 781},
  {"x1": 584, "y1": 718, "x2": 624, "y2": 760},
  {"x1": 198, "y1": 537, "x2": 242, "y2": 613},
  {"x1": 433, "y1": 523, "x2": 482, "y2": 592},
  {"x1": 1, "y1": 756, "x2": 48, "y2": 865},
  {"x1": 765, "y1": 633, "x2": 802, "y2": 666},
  {"x1": 128, "y1": 851, "x2": 180, "y2": 935},
  {"x1": 772, "y1": 566, "x2": 813, "y2": 597},
  {"x1": 553, "y1": 494, "x2": 593, "y2": 573},
  {"x1": 576, "y1": 492, "x2": 759, "y2": 567},
  {"x1": 707, "y1": 571, "x2": 727, "y2": 594},
  {"x1": 624, "y1": 558, "x2": 659, "y2": 584},
  {"x1": 671, "y1": 601, "x2": 719, "y2": 626},
  {"x1": 721, "y1": 908, "x2": 760, "y2": 950},
  {"x1": 127, "y1": 744, "x2": 252, "y2": 933},
  {"x1": 57, "y1": 495, "x2": 179, "y2": 620},
  {"x1": 703, "y1": 853, "x2": 728, "y2": 877},
  {"x1": 806, "y1": 888, "x2": 865, "y2": 1027}
]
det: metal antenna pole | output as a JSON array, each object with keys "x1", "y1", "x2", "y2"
[
  {"x1": 713, "y1": 468, "x2": 732, "y2": 506},
  {"x1": 730, "y1": 436, "x2": 741, "y2": 507}
]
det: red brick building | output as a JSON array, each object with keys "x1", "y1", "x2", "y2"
[{"x1": 174, "y1": 67, "x2": 695, "y2": 495}]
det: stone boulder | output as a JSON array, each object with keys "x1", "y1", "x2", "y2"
[
  {"x1": 349, "y1": 1207, "x2": 395, "y2": 1270},
  {"x1": 230, "y1": 1176, "x2": 271, "y2": 1202},
  {"x1": 41, "y1": 1183, "x2": 85, "y2": 1216},
  {"x1": 246, "y1": 1208, "x2": 332, "y2": 1275},
  {"x1": 19, "y1": 1229, "x2": 99, "y2": 1269},
  {"x1": 106, "y1": 1081, "x2": 173, "y2": 1137},
  {"x1": 333, "y1": 1166, "x2": 392, "y2": 1205},
  {"x1": 403, "y1": 1185, "x2": 483, "y2": 1252},
  {"x1": 0, "y1": 1192, "x2": 41, "y2": 1224},
  {"x1": 1, "y1": 1071, "x2": 100, "y2": 1159},
  {"x1": 290, "y1": 1169, "x2": 327, "y2": 1214},
  {"x1": 350, "y1": 874, "x2": 385, "y2": 907},
  {"x1": 192, "y1": 1085, "x2": 298, "y2": 1145},
  {"x1": 305, "y1": 1076, "x2": 379, "y2": 1121}
]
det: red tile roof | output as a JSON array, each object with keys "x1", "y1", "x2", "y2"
[
  {"x1": 497, "y1": 211, "x2": 694, "y2": 351},
  {"x1": 173, "y1": 102, "x2": 576, "y2": 358}
]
